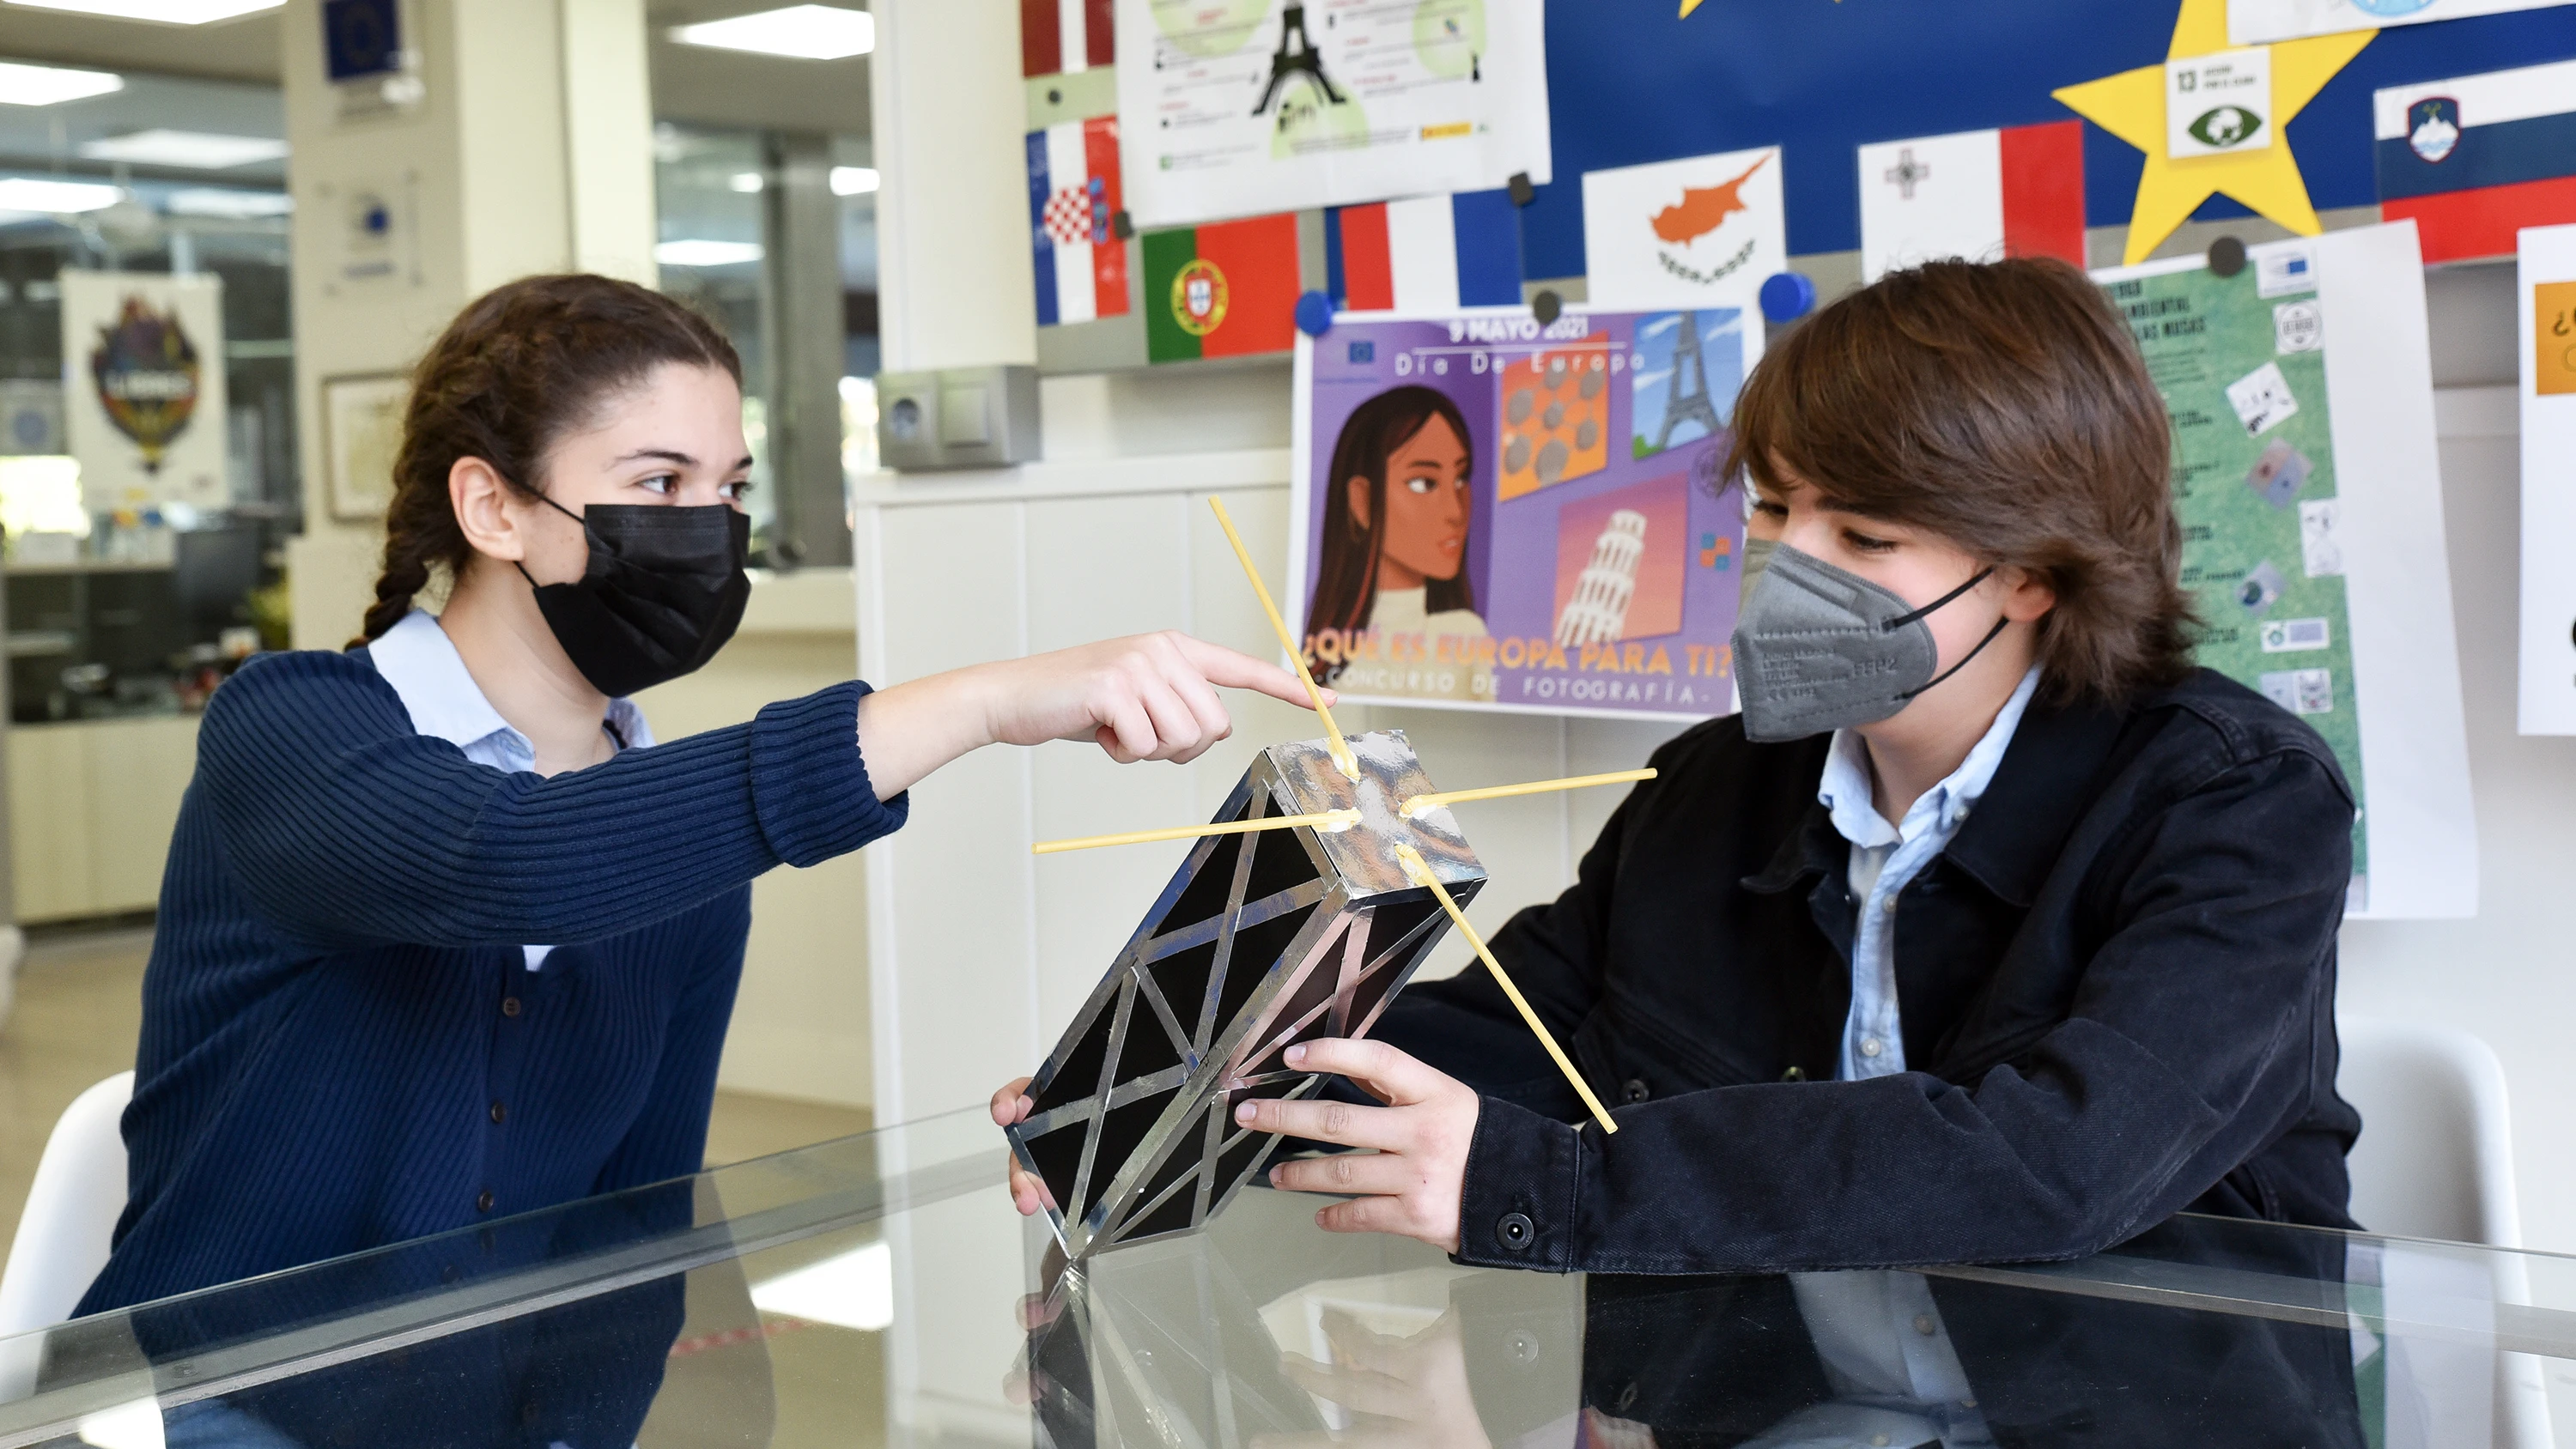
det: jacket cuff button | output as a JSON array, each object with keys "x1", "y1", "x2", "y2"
[
  {"x1": 1497, "y1": 1211, "x2": 1535, "y2": 1252},
  {"x1": 1621, "y1": 1078, "x2": 1649, "y2": 1104}
]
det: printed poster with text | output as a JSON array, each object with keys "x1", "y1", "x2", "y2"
[
  {"x1": 1117, "y1": 0, "x2": 1551, "y2": 229},
  {"x1": 2098, "y1": 253, "x2": 2367, "y2": 878},
  {"x1": 1289, "y1": 307, "x2": 1754, "y2": 719}
]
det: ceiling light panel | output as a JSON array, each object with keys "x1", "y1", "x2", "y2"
[
  {"x1": 670, "y1": 5, "x2": 873, "y2": 61},
  {"x1": 79, "y1": 130, "x2": 289, "y2": 170},
  {"x1": 829, "y1": 167, "x2": 878, "y2": 196},
  {"x1": 3, "y1": 0, "x2": 283, "y2": 21},
  {"x1": 0, "y1": 60, "x2": 125, "y2": 106},
  {"x1": 0, "y1": 178, "x2": 124, "y2": 213},
  {"x1": 654, "y1": 239, "x2": 765, "y2": 267},
  {"x1": 165, "y1": 187, "x2": 292, "y2": 218}
]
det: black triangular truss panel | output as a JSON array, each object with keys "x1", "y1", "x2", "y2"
[{"x1": 1008, "y1": 731, "x2": 1485, "y2": 1258}]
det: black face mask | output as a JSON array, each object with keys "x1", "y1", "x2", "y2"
[{"x1": 516, "y1": 497, "x2": 750, "y2": 698}]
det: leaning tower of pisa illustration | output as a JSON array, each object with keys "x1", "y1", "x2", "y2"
[{"x1": 1555, "y1": 509, "x2": 1649, "y2": 647}]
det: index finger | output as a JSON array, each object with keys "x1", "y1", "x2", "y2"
[
  {"x1": 1236, "y1": 1092, "x2": 1410, "y2": 1150},
  {"x1": 1282, "y1": 1038, "x2": 1445, "y2": 1106},
  {"x1": 1170, "y1": 634, "x2": 1337, "y2": 711}
]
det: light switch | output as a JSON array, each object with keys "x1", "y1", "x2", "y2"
[{"x1": 938, "y1": 385, "x2": 991, "y2": 446}]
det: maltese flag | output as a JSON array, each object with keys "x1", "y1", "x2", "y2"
[
  {"x1": 1857, "y1": 121, "x2": 2087, "y2": 283},
  {"x1": 1027, "y1": 117, "x2": 1128, "y2": 327}
]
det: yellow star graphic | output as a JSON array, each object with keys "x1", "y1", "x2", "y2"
[{"x1": 2054, "y1": 0, "x2": 2373, "y2": 264}]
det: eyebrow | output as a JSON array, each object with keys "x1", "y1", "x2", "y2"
[
  {"x1": 611, "y1": 448, "x2": 757, "y2": 472},
  {"x1": 1763, "y1": 476, "x2": 1876, "y2": 517}
]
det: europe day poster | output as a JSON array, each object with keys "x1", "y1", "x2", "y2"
[{"x1": 1289, "y1": 306, "x2": 1758, "y2": 720}]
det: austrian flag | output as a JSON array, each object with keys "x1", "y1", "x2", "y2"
[
  {"x1": 1027, "y1": 117, "x2": 1129, "y2": 327},
  {"x1": 1856, "y1": 121, "x2": 2087, "y2": 283},
  {"x1": 1020, "y1": 0, "x2": 1112, "y2": 76}
]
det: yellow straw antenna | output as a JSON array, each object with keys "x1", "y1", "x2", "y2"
[
  {"x1": 1394, "y1": 843, "x2": 1619, "y2": 1136},
  {"x1": 1206, "y1": 496, "x2": 1359, "y2": 780},
  {"x1": 1032, "y1": 809, "x2": 1359, "y2": 857},
  {"x1": 1400, "y1": 768, "x2": 1656, "y2": 820}
]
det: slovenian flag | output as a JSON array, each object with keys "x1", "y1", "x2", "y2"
[
  {"x1": 1027, "y1": 117, "x2": 1128, "y2": 327},
  {"x1": 1324, "y1": 191, "x2": 1524, "y2": 312},
  {"x1": 1855, "y1": 121, "x2": 2087, "y2": 283},
  {"x1": 2377, "y1": 59, "x2": 2576, "y2": 265},
  {"x1": 1020, "y1": 0, "x2": 1112, "y2": 76}
]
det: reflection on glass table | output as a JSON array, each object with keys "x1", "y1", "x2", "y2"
[{"x1": 1, "y1": 1105, "x2": 2569, "y2": 1449}]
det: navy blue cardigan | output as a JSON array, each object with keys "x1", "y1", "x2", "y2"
[{"x1": 77, "y1": 648, "x2": 905, "y2": 1316}]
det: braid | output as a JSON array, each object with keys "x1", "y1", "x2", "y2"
[
  {"x1": 341, "y1": 273, "x2": 742, "y2": 648},
  {"x1": 353, "y1": 529, "x2": 437, "y2": 647}
]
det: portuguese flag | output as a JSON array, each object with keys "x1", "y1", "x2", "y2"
[{"x1": 1140, "y1": 212, "x2": 1302, "y2": 363}]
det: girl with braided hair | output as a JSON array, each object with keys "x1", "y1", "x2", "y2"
[{"x1": 83, "y1": 273, "x2": 1319, "y2": 1317}]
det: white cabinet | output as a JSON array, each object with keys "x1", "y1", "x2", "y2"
[{"x1": 8, "y1": 716, "x2": 199, "y2": 923}]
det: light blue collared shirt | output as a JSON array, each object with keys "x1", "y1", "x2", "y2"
[
  {"x1": 1777, "y1": 664, "x2": 2042, "y2": 1449},
  {"x1": 1816, "y1": 665, "x2": 2042, "y2": 1082},
  {"x1": 365, "y1": 609, "x2": 654, "y2": 970}
]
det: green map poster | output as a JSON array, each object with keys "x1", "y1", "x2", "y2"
[{"x1": 2100, "y1": 258, "x2": 2366, "y2": 879}]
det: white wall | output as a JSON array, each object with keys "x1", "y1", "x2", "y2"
[{"x1": 2340, "y1": 385, "x2": 2576, "y2": 1253}]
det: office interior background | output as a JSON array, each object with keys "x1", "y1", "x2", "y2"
[{"x1": 0, "y1": 0, "x2": 2571, "y2": 1440}]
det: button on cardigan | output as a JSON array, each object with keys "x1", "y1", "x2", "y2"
[{"x1": 76, "y1": 647, "x2": 906, "y2": 1316}]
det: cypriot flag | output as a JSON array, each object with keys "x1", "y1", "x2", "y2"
[{"x1": 1580, "y1": 146, "x2": 1786, "y2": 312}]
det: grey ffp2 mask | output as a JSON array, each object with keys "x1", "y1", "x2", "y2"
[
  {"x1": 1738, "y1": 534, "x2": 1777, "y2": 608},
  {"x1": 1730, "y1": 543, "x2": 2006, "y2": 743}
]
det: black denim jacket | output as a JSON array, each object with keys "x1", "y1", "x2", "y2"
[{"x1": 1369, "y1": 667, "x2": 2361, "y2": 1274}]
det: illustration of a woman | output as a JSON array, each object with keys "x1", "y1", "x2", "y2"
[{"x1": 1304, "y1": 385, "x2": 1492, "y2": 700}]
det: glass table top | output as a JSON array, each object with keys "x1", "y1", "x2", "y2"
[{"x1": 3, "y1": 1106, "x2": 2570, "y2": 1449}]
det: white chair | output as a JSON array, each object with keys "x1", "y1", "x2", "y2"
[
  {"x1": 2338, "y1": 1016, "x2": 2521, "y2": 1248},
  {"x1": 2336, "y1": 1016, "x2": 2546, "y2": 1449},
  {"x1": 0, "y1": 1070, "x2": 133, "y2": 1338}
]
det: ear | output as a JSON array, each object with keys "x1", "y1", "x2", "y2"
[
  {"x1": 1999, "y1": 565, "x2": 2057, "y2": 624},
  {"x1": 1346, "y1": 476, "x2": 1372, "y2": 530},
  {"x1": 450, "y1": 456, "x2": 529, "y2": 564}
]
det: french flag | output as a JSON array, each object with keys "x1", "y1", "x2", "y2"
[
  {"x1": 2377, "y1": 59, "x2": 2576, "y2": 265},
  {"x1": 1324, "y1": 191, "x2": 1524, "y2": 313},
  {"x1": 1027, "y1": 117, "x2": 1128, "y2": 327},
  {"x1": 1021, "y1": 0, "x2": 1112, "y2": 76},
  {"x1": 1855, "y1": 121, "x2": 2087, "y2": 283}
]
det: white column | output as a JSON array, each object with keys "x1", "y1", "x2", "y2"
[
  {"x1": 867, "y1": 0, "x2": 1036, "y2": 373},
  {"x1": 282, "y1": 0, "x2": 655, "y2": 647}
]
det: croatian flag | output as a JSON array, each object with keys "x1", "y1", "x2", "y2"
[
  {"x1": 1856, "y1": 121, "x2": 2087, "y2": 283},
  {"x1": 1325, "y1": 191, "x2": 1523, "y2": 313},
  {"x1": 2377, "y1": 59, "x2": 2576, "y2": 264},
  {"x1": 1020, "y1": 0, "x2": 1112, "y2": 76},
  {"x1": 1027, "y1": 117, "x2": 1128, "y2": 327}
]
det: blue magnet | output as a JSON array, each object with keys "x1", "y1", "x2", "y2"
[
  {"x1": 1759, "y1": 271, "x2": 1815, "y2": 324},
  {"x1": 1295, "y1": 290, "x2": 1335, "y2": 337}
]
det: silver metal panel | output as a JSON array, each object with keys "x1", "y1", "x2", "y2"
[
  {"x1": 1267, "y1": 730, "x2": 1479, "y2": 900},
  {"x1": 1008, "y1": 732, "x2": 1486, "y2": 1259}
]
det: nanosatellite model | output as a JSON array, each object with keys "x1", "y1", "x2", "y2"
[{"x1": 1007, "y1": 500, "x2": 1641, "y2": 1260}]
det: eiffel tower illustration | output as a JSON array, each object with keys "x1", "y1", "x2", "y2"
[
  {"x1": 1653, "y1": 312, "x2": 1726, "y2": 452},
  {"x1": 1254, "y1": 4, "x2": 1345, "y2": 116}
]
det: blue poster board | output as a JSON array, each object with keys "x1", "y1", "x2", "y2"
[{"x1": 1521, "y1": 0, "x2": 2576, "y2": 277}]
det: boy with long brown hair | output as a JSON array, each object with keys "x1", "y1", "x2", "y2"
[{"x1": 1005, "y1": 257, "x2": 2359, "y2": 1275}]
